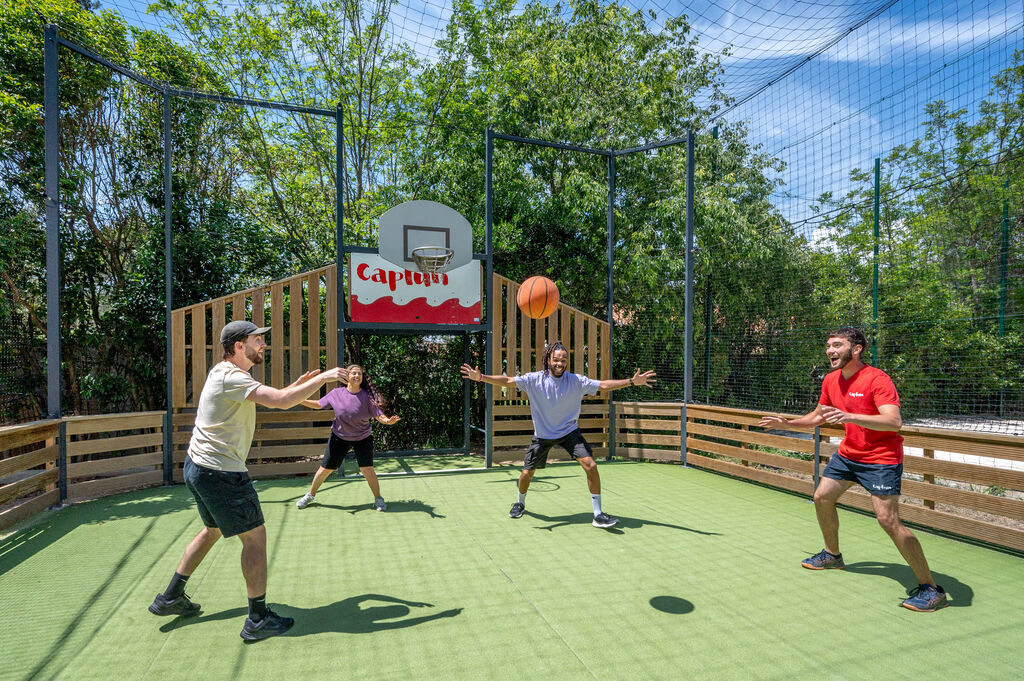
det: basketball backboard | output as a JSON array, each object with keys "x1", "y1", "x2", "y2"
[{"x1": 378, "y1": 200, "x2": 473, "y2": 273}]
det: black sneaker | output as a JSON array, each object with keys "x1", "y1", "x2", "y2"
[
  {"x1": 149, "y1": 592, "x2": 201, "y2": 617},
  {"x1": 509, "y1": 502, "x2": 525, "y2": 519},
  {"x1": 240, "y1": 610, "x2": 295, "y2": 641},
  {"x1": 592, "y1": 512, "x2": 618, "y2": 528}
]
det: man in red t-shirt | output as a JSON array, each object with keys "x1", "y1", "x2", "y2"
[{"x1": 759, "y1": 327, "x2": 947, "y2": 612}]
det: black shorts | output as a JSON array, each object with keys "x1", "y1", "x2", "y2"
[
  {"x1": 524, "y1": 429, "x2": 593, "y2": 470},
  {"x1": 183, "y1": 456, "x2": 264, "y2": 537},
  {"x1": 322, "y1": 432, "x2": 374, "y2": 469},
  {"x1": 823, "y1": 452, "x2": 903, "y2": 496}
]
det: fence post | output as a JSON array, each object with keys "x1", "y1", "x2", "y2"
[
  {"x1": 163, "y1": 89, "x2": 175, "y2": 485},
  {"x1": 680, "y1": 402, "x2": 688, "y2": 467},
  {"x1": 812, "y1": 426, "x2": 821, "y2": 491},
  {"x1": 58, "y1": 420, "x2": 68, "y2": 504},
  {"x1": 872, "y1": 158, "x2": 880, "y2": 361},
  {"x1": 999, "y1": 179, "x2": 1009, "y2": 417},
  {"x1": 606, "y1": 152, "x2": 616, "y2": 461}
]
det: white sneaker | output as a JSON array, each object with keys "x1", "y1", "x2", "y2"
[
  {"x1": 374, "y1": 497, "x2": 387, "y2": 512},
  {"x1": 296, "y1": 493, "x2": 315, "y2": 509}
]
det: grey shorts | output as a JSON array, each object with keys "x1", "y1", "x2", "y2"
[
  {"x1": 524, "y1": 429, "x2": 593, "y2": 470},
  {"x1": 823, "y1": 453, "x2": 903, "y2": 496},
  {"x1": 183, "y1": 456, "x2": 264, "y2": 537}
]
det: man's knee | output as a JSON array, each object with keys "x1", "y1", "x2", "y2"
[{"x1": 238, "y1": 524, "x2": 267, "y2": 547}]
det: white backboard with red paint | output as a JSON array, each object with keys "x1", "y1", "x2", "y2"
[{"x1": 349, "y1": 253, "x2": 481, "y2": 324}]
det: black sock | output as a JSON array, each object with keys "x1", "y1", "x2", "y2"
[
  {"x1": 165, "y1": 572, "x2": 189, "y2": 599},
  {"x1": 248, "y1": 594, "x2": 269, "y2": 621}
]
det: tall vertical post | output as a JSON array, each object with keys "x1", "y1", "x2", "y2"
[
  {"x1": 463, "y1": 332, "x2": 471, "y2": 453},
  {"x1": 606, "y1": 153, "x2": 616, "y2": 461},
  {"x1": 44, "y1": 25, "x2": 66, "y2": 503},
  {"x1": 682, "y1": 130, "x2": 696, "y2": 465},
  {"x1": 705, "y1": 126, "x2": 717, "y2": 401},
  {"x1": 872, "y1": 158, "x2": 880, "y2": 362},
  {"x1": 162, "y1": 91, "x2": 174, "y2": 485},
  {"x1": 484, "y1": 128, "x2": 494, "y2": 467},
  {"x1": 999, "y1": 179, "x2": 1009, "y2": 416},
  {"x1": 336, "y1": 103, "x2": 345, "y2": 366}
]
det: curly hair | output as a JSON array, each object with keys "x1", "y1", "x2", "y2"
[{"x1": 542, "y1": 340, "x2": 568, "y2": 376}]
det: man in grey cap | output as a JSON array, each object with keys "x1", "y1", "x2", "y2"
[{"x1": 149, "y1": 320, "x2": 347, "y2": 641}]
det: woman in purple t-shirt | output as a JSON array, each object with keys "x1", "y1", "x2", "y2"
[{"x1": 296, "y1": 364, "x2": 400, "y2": 511}]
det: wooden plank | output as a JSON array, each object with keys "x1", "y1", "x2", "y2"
[
  {"x1": 559, "y1": 305, "x2": 570, "y2": 346},
  {"x1": 494, "y1": 434, "x2": 537, "y2": 447},
  {"x1": 248, "y1": 461, "x2": 326, "y2": 478},
  {"x1": 326, "y1": 266, "x2": 338, "y2": 365},
  {"x1": 688, "y1": 422, "x2": 818, "y2": 455},
  {"x1": 232, "y1": 293, "x2": 246, "y2": 322},
  {"x1": 255, "y1": 410, "x2": 334, "y2": 424},
  {"x1": 0, "y1": 469, "x2": 59, "y2": 506},
  {"x1": 251, "y1": 288, "x2": 266, "y2": 384},
  {"x1": 619, "y1": 447, "x2": 682, "y2": 462},
  {"x1": 900, "y1": 478, "x2": 1024, "y2": 521},
  {"x1": 65, "y1": 412, "x2": 164, "y2": 435},
  {"x1": 172, "y1": 308, "x2": 186, "y2": 408},
  {"x1": 247, "y1": 444, "x2": 325, "y2": 459},
  {"x1": 271, "y1": 283, "x2": 285, "y2": 388},
  {"x1": 0, "y1": 489, "x2": 60, "y2": 533},
  {"x1": 289, "y1": 277, "x2": 303, "y2": 383},
  {"x1": 0, "y1": 421, "x2": 60, "y2": 452},
  {"x1": 212, "y1": 299, "x2": 226, "y2": 348},
  {"x1": 617, "y1": 433, "x2": 680, "y2": 448},
  {"x1": 686, "y1": 437, "x2": 814, "y2": 474},
  {"x1": 252, "y1": 427, "x2": 327, "y2": 441},
  {"x1": 687, "y1": 452, "x2": 815, "y2": 497},
  {"x1": 308, "y1": 272, "x2": 321, "y2": 371},
  {"x1": 68, "y1": 451, "x2": 162, "y2": 478},
  {"x1": 534, "y1": 304, "x2": 544, "y2": 371},
  {"x1": 599, "y1": 320, "x2": 610, "y2": 380},
  {"x1": 615, "y1": 417, "x2": 682, "y2": 432},
  {"x1": 506, "y1": 280, "x2": 518, "y2": 376},
  {"x1": 615, "y1": 405, "x2": 682, "y2": 418},
  {"x1": 901, "y1": 454, "x2": 1024, "y2": 490},
  {"x1": 521, "y1": 310, "x2": 532, "y2": 375},
  {"x1": 67, "y1": 433, "x2": 163, "y2": 457},
  {"x1": 923, "y1": 448, "x2": 935, "y2": 509},
  {"x1": 587, "y1": 317, "x2": 597, "y2": 378},
  {"x1": 0, "y1": 444, "x2": 59, "y2": 479},
  {"x1": 901, "y1": 432, "x2": 1024, "y2": 463},
  {"x1": 68, "y1": 470, "x2": 163, "y2": 502},
  {"x1": 493, "y1": 419, "x2": 535, "y2": 432},
  {"x1": 173, "y1": 413, "x2": 197, "y2": 426},
  {"x1": 573, "y1": 310, "x2": 583, "y2": 374},
  {"x1": 191, "y1": 304, "x2": 208, "y2": 403}
]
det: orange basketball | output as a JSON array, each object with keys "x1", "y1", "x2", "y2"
[{"x1": 517, "y1": 276, "x2": 559, "y2": 319}]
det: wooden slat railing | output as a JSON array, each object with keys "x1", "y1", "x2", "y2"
[
  {"x1": 614, "y1": 401, "x2": 1024, "y2": 552},
  {"x1": 0, "y1": 420, "x2": 61, "y2": 532}
]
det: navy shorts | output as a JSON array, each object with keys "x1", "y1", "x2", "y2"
[
  {"x1": 822, "y1": 452, "x2": 903, "y2": 496},
  {"x1": 322, "y1": 433, "x2": 374, "y2": 469},
  {"x1": 524, "y1": 429, "x2": 594, "y2": 470},
  {"x1": 183, "y1": 456, "x2": 264, "y2": 537}
]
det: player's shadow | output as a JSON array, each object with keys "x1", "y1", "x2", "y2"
[
  {"x1": 292, "y1": 594, "x2": 463, "y2": 635},
  {"x1": 485, "y1": 475, "x2": 576, "y2": 493},
  {"x1": 307, "y1": 498, "x2": 444, "y2": 518},
  {"x1": 843, "y1": 561, "x2": 974, "y2": 607},
  {"x1": 526, "y1": 510, "x2": 721, "y2": 536}
]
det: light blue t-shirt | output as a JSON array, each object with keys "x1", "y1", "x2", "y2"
[{"x1": 513, "y1": 371, "x2": 602, "y2": 439}]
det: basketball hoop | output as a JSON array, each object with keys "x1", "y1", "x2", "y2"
[{"x1": 411, "y1": 246, "x2": 455, "y2": 273}]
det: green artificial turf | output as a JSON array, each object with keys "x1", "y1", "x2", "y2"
[{"x1": 1, "y1": 460, "x2": 1021, "y2": 681}]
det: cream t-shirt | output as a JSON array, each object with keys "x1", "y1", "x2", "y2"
[{"x1": 187, "y1": 361, "x2": 262, "y2": 472}]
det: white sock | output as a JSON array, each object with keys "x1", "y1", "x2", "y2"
[
  {"x1": 591, "y1": 494, "x2": 602, "y2": 515},
  {"x1": 517, "y1": 491, "x2": 526, "y2": 505}
]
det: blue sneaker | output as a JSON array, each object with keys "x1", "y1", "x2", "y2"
[
  {"x1": 901, "y1": 584, "x2": 948, "y2": 612},
  {"x1": 801, "y1": 549, "x2": 845, "y2": 570}
]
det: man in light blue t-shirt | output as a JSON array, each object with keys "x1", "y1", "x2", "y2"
[{"x1": 461, "y1": 340, "x2": 656, "y2": 528}]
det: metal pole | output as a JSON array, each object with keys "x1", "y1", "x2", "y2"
[
  {"x1": 336, "y1": 103, "x2": 345, "y2": 366},
  {"x1": 872, "y1": 158, "x2": 880, "y2": 362},
  {"x1": 684, "y1": 130, "x2": 694, "y2": 405},
  {"x1": 706, "y1": 126, "x2": 717, "y2": 401},
  {"x1": 463, "y1": 332, "x2": 471, "y2": 453},
  {"x1": 44, "y1": 25, "x2": 66, "y2": 504},
  {"x1": 606, "y1": 153, "x2": 616, "y2": 461},
  {"x1": 813, "y1": 426, "x2": 821, "y2": 490},
  {"x1": 484, "y1": 128, "x2": 494, "y2": 468},
  {"x1": 162, "y1": 91, "x2": 174, "y2": 485},
  {"x1": 999, "y1": 179, "x2": 1009, "y2": 416}
]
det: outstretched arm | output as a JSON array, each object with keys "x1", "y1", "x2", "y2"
[
  {"x1": 376, "y1": 414, "x2": 401, "y2": 426},
  {"x1": 460, "y1": 364, "x2": 517, "y2": 389},
  {"x1": 250, "y1": 367, "x2": 348, "y2": 409},
  {"x1": 599, "y1": 369, "x2": 657, "y2": 391},
  {"x1": 758, "y1": 404, "x2": 827, "y2": 430}
]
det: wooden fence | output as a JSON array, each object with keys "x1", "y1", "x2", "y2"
[
  {"x1": 489, "y1": 274, "x2": 612, "y2": 463},
  {"x1": 615, "y1": 402, "x2": 1024, "y2": 552}
]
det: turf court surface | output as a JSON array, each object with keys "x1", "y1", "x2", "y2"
[{"x1": 1, "y1": 461, "x2": 1021, "y2": 681}]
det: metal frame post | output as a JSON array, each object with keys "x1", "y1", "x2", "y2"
[
  {"x1": 44, "y1": 25, "x2": 66, "y2": 503},
  {"x1": 999, "y1": 179, "x2": 1009, "y2": 417},
  {"x1": 336, "y1": 103, "x2": 345, "y2": 366},
  {"x1": 606, "y1": 153, "x2": 616, "y2": 461},
  {"x1": 162, "y1": 91, "x2": 175, "y2": 484},
  {"x1": 681, "y1": 130, "x2": 695, "y2": 466},
  {"x1": 463, "y1": 332, "x2": 471, "y2": 452},
  {"x1": 484, "y1": 128, "x2": 494, "y2": 467},
  {"x1": 813, "y1": 426, "x2": 821, "y2": 490},
  {"x1": 872, "y1": 158, "x2": 880, "y2": 362}
]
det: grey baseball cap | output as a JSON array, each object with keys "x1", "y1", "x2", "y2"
[{"x1": 220, "y1": 320, "x2": 271, "y2": 343}]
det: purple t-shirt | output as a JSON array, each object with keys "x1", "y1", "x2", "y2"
[
  {"x1": 319, "y1": 387, "x2": 383, "y2": 440},
  {"x1": 513, "y1": 371, "x2": 601, "y2": 439}
]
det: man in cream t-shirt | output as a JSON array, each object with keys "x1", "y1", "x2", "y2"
[{"x1": 149, "y1": 321, "x2": 346, "y2": 641}]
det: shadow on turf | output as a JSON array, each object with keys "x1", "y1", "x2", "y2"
[
  {"x1": 649, "y1": 595, "x2": 695, "y2": 614},
  {"x1": 525, "y1": 510, "x2": 722, "y2": 536},
  {"x1": 162, "y1": 595, "x2": 463, "y2": 635},
  {"x1": 843, "y1": 561, "x2": 974, "y2": 607},
  {"x1": 280, "y1": 496, "x2": 445, "y2": 518}
]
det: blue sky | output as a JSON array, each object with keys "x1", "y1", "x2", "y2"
[{"x1": 97, "y1": 0, "x2": 1023, "y2": 231}]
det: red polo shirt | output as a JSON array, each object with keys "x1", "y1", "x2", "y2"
[{"x1": 819, "y1": 364, "x2": 903, "y2": 464}]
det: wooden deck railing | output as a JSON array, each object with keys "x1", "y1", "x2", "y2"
[{"x1": 615, "y1": 402, "x2": 1024, "y2": 552}]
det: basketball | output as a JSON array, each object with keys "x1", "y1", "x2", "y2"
[{"x1": 517, "y1": 276, "x2": 559, "y2": 319}]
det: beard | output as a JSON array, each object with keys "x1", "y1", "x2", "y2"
[
  {"x1": 246, "y1": 346, "x2": 264, "y2": 365},
  {"x1": 830, "y1": 348, "x2": 853, "y2": 369}
]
